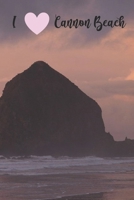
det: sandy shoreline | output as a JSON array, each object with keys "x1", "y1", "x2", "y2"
[{"x1": 0, "y1": 172, "x2": 134, "y2": 200}]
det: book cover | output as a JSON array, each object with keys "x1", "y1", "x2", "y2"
[{"x1": 0, "y1": 0, "x2": 134, "y2": 199}]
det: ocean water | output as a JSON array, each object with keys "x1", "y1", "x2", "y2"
[
  {"x1": 0, "y1": 155, "x2": 134, "y2": 175},
  {"x1": 0, "y1": 155, "x2": 134, "y2": 199}
]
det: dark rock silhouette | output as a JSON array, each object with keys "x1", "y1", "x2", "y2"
[{"x1": 0, "y1": 61, "x2": 133, "y2": 157}]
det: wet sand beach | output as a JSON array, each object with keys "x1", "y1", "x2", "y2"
[
  {"x1": 50, "y1": 192, "x2": 104, "y2": 200},
  {"x1": 0, "y1": 171, "x2": 134, "y2": 200}
]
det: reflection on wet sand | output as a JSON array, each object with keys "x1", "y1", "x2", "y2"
[
  {"x1": 0, "y1": 171, "x2": 134, "y2": 200},
  {"x1": 51, "y1": 192, "x2": 104, "y2": 200}
]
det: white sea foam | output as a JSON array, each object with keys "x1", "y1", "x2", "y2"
[{"x1": 0, "y1": 155, "x2": 134, "y2": 175}]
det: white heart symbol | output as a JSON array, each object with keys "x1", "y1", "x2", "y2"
[{"x1": 24, "y1": 12, "x2": 50, "y2": 35}]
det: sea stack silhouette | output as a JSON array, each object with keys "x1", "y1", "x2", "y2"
[{"x1": 0, "y1": 61, "x2": 134, "y2": 157}]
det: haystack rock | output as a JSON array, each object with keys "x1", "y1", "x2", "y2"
[{"x1": 0, "y1": 61, "x2": 133, "y2": 157}]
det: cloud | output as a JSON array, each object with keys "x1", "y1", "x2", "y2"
[
  {"x1": 77, "y1": 79, "x2": 134, "y2": 99},
  {"x1": 1, "y1": 0, "x2": 134, "y2": 46},
  {"x1": 104, "y1": 80, "x2": 134, "y2": 96},
  {"x1": 126, "y1": 69, "x2": 134, "y2": 80}
]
